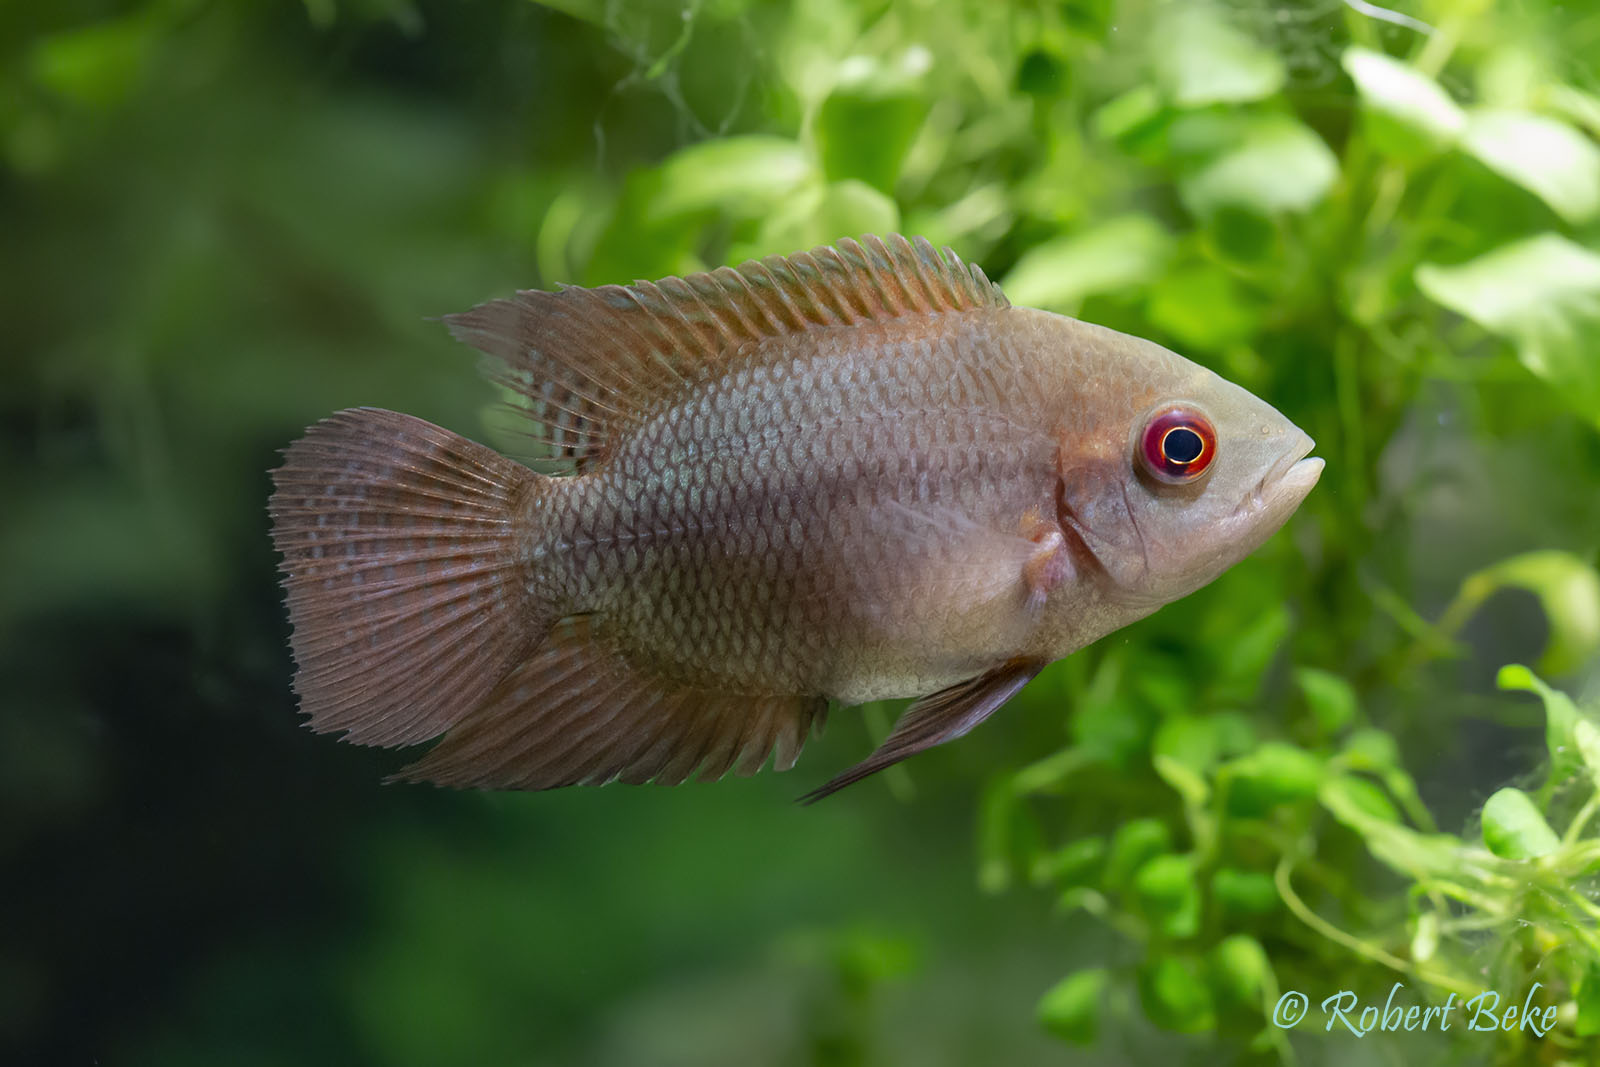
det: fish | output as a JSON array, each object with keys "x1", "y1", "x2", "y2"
[{"x1": 267, "y1": 234, "x2": 1322, "y2": 802}]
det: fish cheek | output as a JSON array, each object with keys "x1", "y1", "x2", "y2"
[
  {"x1": 1054, "y1": 456, "x2": 1149, "y2": 590},
  {"x1": 1123, "y1": 460, "x2": 1245, "y2": 597}
]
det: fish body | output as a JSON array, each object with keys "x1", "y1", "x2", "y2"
[
  {"x1": 545, "y1": 309, "x2": 1053, "y2": 705},
  {"x1": 269, "y1": 235, "x2": 1322, "y2": 799}
]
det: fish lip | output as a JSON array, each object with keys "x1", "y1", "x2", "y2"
[
  {"x1": 1250, "y1": 434, "x2": 1323, "y2": 514},
  {"x1": 1276, "y1": 456, "x2": 1325, "y2": 498}
]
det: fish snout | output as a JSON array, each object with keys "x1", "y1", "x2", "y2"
[{"x1": 1252, "y1": 429, "x2": 1322, "y2": 518}]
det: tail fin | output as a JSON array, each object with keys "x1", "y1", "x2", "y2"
[{"x1": 268, "y1": 408, "x2": 550, "y2": 748}]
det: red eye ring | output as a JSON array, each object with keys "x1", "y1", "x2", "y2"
[{"x1": 1140, "y1": 407, "x2": 1217, "y2": 484}]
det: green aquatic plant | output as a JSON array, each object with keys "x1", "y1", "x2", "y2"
[
  {"x1": 497, "y1": 0, "x2": 1600, "y2": 1059},
  {"x1": 4, "y1": 0, "x2": 1598, "y2": 1063},
  {"x1": 985, "y1": 659, "x2": 1600, "y2": 1063}
]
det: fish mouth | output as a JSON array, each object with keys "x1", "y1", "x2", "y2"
[{"x1": 1253, "y1": 433, "x2": 1323, "y2": 515}]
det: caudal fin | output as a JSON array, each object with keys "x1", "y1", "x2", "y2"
[{"x1": 268, "y1": 408, "x2": 549, "y2": 748}]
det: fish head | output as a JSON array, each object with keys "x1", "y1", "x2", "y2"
[{"x1": 1039, "y1": 312, "x2": 1323, "y2": 607}]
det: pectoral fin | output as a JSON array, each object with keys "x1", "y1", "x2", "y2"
[{"x1": 799, "y1": 659, "x2": 1043, "y2": 804}]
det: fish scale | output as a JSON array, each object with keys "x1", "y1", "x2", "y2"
[
  {"x1": 268, "y1": 234, "x2": 1321, "y2": 798},
  {"x1": 536, "y1": 318, "x2": 1057, "y2": 702}
]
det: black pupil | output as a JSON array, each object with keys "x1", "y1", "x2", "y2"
[{"x1": 1164, "y1": 426, "x2": 1204, "y2": 464}]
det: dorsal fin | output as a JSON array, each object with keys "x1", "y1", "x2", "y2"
[{"x1": 444, "y1": 234, "x2": 1009, "y2": 470}]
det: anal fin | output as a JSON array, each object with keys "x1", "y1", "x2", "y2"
[
  {"x1": 395, "y1": 616, "x2": 827, "y2": 790},
  {"x1": 799, "y1": 660, "x2": 1043, "y2": 804}
]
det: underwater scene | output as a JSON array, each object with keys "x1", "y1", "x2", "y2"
[{"x1": 4, "y1": 0, "x2": 1600, "y2": 1064}]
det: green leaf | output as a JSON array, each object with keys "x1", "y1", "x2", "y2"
[
  {"x1": 1015, "y1": 49, "x2": 1068, "y2": 98},
  {"x1": 1132, "y1": 658, "x2": 1192, "y2": 718},
  {"x1": 1201, "y1": 205, "x2": 1278, "y2": 265},
  {"x1": 1149, "y1": 3, "x2": 1284, "y2": 107},
  {"x1": 1477, "y1": 43, "x2": 1543, "y2": 109},
  {"x1": 1464, "y1": 553, "x2": 1600, "y2": 676},
  {"x1": 649, "y1": 136, "x2": 814, "y2": 222},
  {"x1": 1577, "y1": 960, "x2": 1600, "y2": 1037},
  {"x1": 1545, "y1": 84, "x2": 1600, "y2": 139},
  {"x1": 1224, "y1": 742, "x2": 1324, "y2": 816},
  {"x1": 1411, "y1": 910, "x2": 1440, "y2": 964},
  {"x1": 1576, "y1": 720, "x2": 1600, "y2": 791},
  {"x1": 1134, "y1": 853, "x2": 1202, "y2": 938},
  {"x1": 1151, "y1": 715, "x2": 1232, "y2": 809},
  {"x1": 1295, "y1": 667, "x2": 1359, "y2": 735},
  {"x1": 1000, "y1": 214, "x2": 1174, "y2": 311},
  {"x1": 1153, "y1": 755, "x2": 1209, "y2": 811},
  {"x1": 1211, "y1": 868, "x2": 1280, "y2": 917},
  {"x1": 1030, "y1": 836, "x2": 1106, "y2": 889},
  {"x1": 1338, "y1": 730, "x2": 1430, "y2": 827},
  {"x1": 1460, "y1": 109, "x2": 1600, "y2": 223},
  {"x1": 1416, "y1": 235, "x2": 1600, "y2": 432},
  {"x1": 1209, "y1": 934, "x2": 1271, "y2": 1007},
  {"x1": 1092, "y1": 85, "x2": 1165, "y2": 145},
  {"x1": 1341, "y1": 47, "x2": 1465, "y2": 145},
  {"x1": 1061, "y1": 0, "x2": 1114, "y2": 39},
  {"x1": 1341, "y1": 727, "x2": 1400, "y2": 771},
  {"x1": 1070, "y1": 692, "x2": 1153, "y2": 769},
  {"x1": 1497, "y1": 664, "x2": 1584, "y2": 790},
  {"x1": 1211, "y1": 601, "x2": 1292, "y2": 699},
  {"x1": 1319, "y1": 774, "x2": 1401, "y2": 827},
  {"x1": 1177, "y1": 115, "x2": 1338, "y2": 218},
  {"x1": 1106, "y1": 818, "x2": 1172, "y2": 887},
  {"x1": 1038, "y1": 968, "x2": 1109, "y2": 1044},
  {"x1": 1010, "y1": 745, "x2": 1093, "y2": 795},
  {"x1": 1145, "y1": 264, "x2": 1261, "y2": 351},
  {"x1": 1149, "y1": 712, "x2": 1256, "y2": 803},
  {"x1": 833, "y1": 928, "x2": 920, "y2": 986},
  {"x1": 1152, "y1": 715, "x2": 1224, "y2": 775},
  {"x1": 1209, "y1": 712, "x2": 1258, "y2": 758},
  {"x1": 1138, "y1": 956, "x2": 1216, "y2": 1033},
  {"x1": 1362, "y1": 826, "x2": 1467, "y2": 881},
  {"x1": 1481, "y1": 787, "x2": 1560, "y2": 860},
  {"x1": 814, "y1": 53, "x2": 931, "y2": 193},
  {"x1": 736, "y1": 179, "x2": 900, "y2": 261}
]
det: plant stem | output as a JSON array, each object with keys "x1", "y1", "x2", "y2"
[{"x1": 1276, "y1": 854, "x2": 1479, "y2": 997}]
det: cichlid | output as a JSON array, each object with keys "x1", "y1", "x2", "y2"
[{"x1": 268, "y1": 235, "x2": 1322, "y2": 801}]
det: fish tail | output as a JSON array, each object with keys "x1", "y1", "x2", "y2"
[{"x1": 268, "y1": 408, "x2": 555, "y2": 748}]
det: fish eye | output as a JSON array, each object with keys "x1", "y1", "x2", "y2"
[{"x1": 1140, "y1": 407, "x2": 1217, "y2": 485}]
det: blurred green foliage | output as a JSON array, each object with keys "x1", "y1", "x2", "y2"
[{"x1": 3, "y1": 0, "x2": 1600, "y2": 1064}]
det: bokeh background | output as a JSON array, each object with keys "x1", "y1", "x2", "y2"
[{"x1": 4, "y1": 0, "x2": 1600, "y2": 1064}]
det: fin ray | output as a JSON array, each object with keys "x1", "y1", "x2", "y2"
[
  {"x1": 268, "y1": 408, "x2": 551, "y2": 747},
  {"x1": 396, "y1": 617, "x2": 825, "y2": 793},
  {"x1": 396, "y1": 616, "x2": 827, "y2": 790},
  {"x1": 444, "y1": 234, "x2": 1008, "y2": 470},
  {"x1": 799, "y1": 660, "x2": 1043, "y2": 804}
]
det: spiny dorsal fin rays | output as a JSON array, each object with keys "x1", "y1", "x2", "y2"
[{"x1": 443, "y1": 235, "x2": 1009, "y2": 471}]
